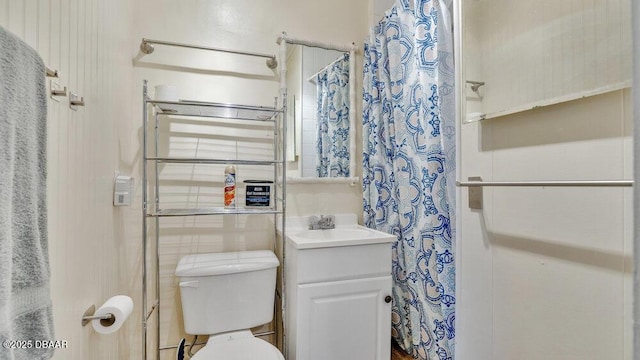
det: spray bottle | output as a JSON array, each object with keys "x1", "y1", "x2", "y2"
[{"x1": 224, "y1": 165, "x2": 236, "y2": 208}]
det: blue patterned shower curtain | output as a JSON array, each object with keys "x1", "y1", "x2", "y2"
[
  {"x1": 316, "y1": 54, "x2": 350, "y2": 177},
  {"x1": 362, "y1": 0, "x2": 456, "y2": 358}
]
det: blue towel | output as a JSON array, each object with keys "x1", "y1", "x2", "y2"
[{"x1": 0, "y1": 26, "x2": 54, "y2": 360}]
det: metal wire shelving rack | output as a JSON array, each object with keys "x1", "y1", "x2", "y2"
[{"x1": 141, "y1": 80, "x2": 287, "y2": 360}]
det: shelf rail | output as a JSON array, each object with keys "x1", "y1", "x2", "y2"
[
  {"x1": 148, "y1": 99, "x2": 282, "y2": 112},
  {"x1": 145, "y1": 157, "x2": 283, "y2": 166},
  {"x1": 139, "y1": 38, "x2": 278, "y2": 69}
]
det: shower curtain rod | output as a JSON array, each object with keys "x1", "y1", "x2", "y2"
[
  {"x1": 277, "y1": 32, "x2": 357, "y2": 53},
  {"x1": 307, "y1": 53, "x2": 349, "y2": 83},
  {"x1": 456, "y1": 180, "x2": 634, "y2": 187}
]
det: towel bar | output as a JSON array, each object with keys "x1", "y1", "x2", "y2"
[
  {"x1": 139, "y1": 38, "x2": 278, "y2": 69},
  {"x1": 457, "y1": 180, "x2": 633, "y2": 187},
  {"x1": 458, "y1": 177, "x2": 633, "y2": 210}
]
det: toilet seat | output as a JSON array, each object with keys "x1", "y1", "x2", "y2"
[{"x1": 190, "y1": 330, "x2": 284, "y2": 360}]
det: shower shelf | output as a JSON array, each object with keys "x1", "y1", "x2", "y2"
[{"x1": 149, "y1": 99, "x2": 282, "y2": 121}]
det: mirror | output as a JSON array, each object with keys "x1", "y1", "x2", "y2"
[
  {"x1": 460, "y1": 0, "x2": 632, "y2": 123},
  {"x1": 283, "y1": 41, "x2": 355, "y2": 179}
]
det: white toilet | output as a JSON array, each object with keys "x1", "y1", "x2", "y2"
[{"x1": 175, "y1": 250, "x2": 284, "y2": 360}]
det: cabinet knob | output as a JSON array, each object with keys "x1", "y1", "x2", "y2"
[{"x1": 384, "y1": 295, "x2": 392, "y2": 304}]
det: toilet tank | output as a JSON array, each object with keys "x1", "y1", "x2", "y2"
[{"x1": 175, "y1": 250, "x2": 280, "y2": 335}]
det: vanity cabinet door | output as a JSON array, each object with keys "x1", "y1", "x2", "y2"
[{"x1": 296, "y1": 276, "x2": 392, "y2": 360}]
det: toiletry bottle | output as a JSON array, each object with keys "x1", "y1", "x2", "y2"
[{"x1": 224, "y1": 165, "x2": 236, "y2": 208}]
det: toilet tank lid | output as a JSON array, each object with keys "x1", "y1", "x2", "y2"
[{"x1": 175, "y1": 250, "x2": 279, "y2": 277}]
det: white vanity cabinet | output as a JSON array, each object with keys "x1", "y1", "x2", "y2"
[{"x1": 285, "y1": 219, "x2": 394, "y2": 360}]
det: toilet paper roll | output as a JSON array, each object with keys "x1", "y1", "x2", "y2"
[
  {"x1": 154, "y1": 84, "x2": 178, "y2": 102},
  {"x1": 92, "y1": 295, "x2": 134, "y2": 335}
]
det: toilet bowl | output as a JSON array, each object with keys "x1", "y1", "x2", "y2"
[
  {"x1": 190, "y1": 330, "x2": 284, "y2": 360},
  {"x1": 175, "y1": 250, "x2": 284, "y2": 360}
]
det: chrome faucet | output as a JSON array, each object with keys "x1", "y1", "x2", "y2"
[{"x1": 308, "y1": 215, "x2": 335, "y2": 230}]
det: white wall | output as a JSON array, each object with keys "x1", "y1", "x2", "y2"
[
  {"x1": 456, "y1": 1, "x2": 633, "y2": 358},
  {"x1": 463, "y1": 0, "x2": 632, "y2": 120},
  {"x1": 0, "y1": 0, "x2": 139, "y2": 359},
  {"x1": 456, "y1": 90, "x2": 633, "y2": 360}
]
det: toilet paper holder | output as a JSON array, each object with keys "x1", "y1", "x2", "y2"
[{"x1": 81, "y1": 304, "x2": 115, "y2": 327}]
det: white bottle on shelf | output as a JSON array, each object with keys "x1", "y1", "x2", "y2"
[{"x1": 224, "y1": 165, "x2": 236, "y2": 208}]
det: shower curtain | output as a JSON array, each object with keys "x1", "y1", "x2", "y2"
[
  {"x1": 362, "y1": 0, "x2": 456, "y2": 358},
  {"x1": 315, "y1": 54, "x2": 350, "y2": 177}
]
